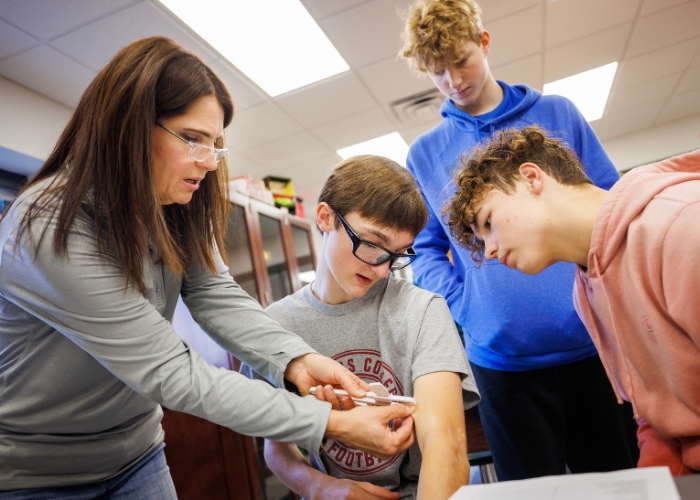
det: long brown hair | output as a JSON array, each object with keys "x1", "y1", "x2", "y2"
[{"x1": 13, "y1": 36, "x2": 234, "y2": 294}]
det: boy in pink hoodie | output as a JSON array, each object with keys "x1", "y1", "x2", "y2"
[{"x1": 444, "y1": 125, "x2": 700, "y2": 476}]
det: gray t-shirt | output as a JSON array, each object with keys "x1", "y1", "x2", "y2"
[{"x1": 265, "y1": 275, "x2": 480, "y2": 499}]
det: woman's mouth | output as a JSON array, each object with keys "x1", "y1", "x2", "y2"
[{"x1": 184, "y1": 178, "x2": 201, "y2": 190}]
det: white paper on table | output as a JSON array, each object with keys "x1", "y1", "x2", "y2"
[{"x1": 449, "y1": 466, "x2": 681, "y2": 500}]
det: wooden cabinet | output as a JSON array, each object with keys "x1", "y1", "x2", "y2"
[
  {"x1": 164, "y1": 192, "x2": 317, "y2": 499},
  {"x1": 244, "y1": 193, "x2": 317, "y2": 308},
  {"x1": 161, "y1": 409, "x2": 265, "y2": 500}
]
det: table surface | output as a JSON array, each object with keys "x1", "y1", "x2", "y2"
[{"x1": 675, "y1": 474, "x2": 700, "y2": 499}]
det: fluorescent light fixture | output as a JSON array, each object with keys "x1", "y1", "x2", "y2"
[
  {"x1": 157, "y1": 0, "x2": 349, "y2": 97},
  {"x1": 543, "y1": 62, "x2": 618, "y2": 122},
  {"x1": 337, "y1": 133, "x2": 410, "y2": 166}
]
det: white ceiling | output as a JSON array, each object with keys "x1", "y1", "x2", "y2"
[{"x1": 1, "y1": 0, "x2": 699, "y2": 221}]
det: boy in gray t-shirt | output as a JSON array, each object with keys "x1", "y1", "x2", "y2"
[{"x1": 259, "y1": 155, "x2": 480, "y2": 499}]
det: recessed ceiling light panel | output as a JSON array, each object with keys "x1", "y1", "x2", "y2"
[
  {"x1": 543, "y1": 62, "x2": 618, "y2": 122},
  {"x1": 337, "y1": 133, "x2": 410, "y2": 167},
  {"x1": 158, "y1": 0, "x2": 349, "y2": 96}
]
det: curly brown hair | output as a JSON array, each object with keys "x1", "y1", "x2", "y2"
[
  {"x1": 399, "y1": 0, "x2": 484, "y2": 73},
  {"x1": 445, "y1": 126, "x2": 593, "y2": 262}
]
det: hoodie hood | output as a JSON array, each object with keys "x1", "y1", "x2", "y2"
[
  {"x1": 589, "y1": 149, "x2": 700, "y2": 274},
  {"x1": 438, "y1": 81, "x2": 540, "y2": 138}
]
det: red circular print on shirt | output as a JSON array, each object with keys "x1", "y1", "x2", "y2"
[{"x1": 323, "y1": 349, "x2": 406, "y2": 475}]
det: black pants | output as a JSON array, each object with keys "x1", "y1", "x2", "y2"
[{"x1": 470, "y1": 355, "x2": 639, "y2": 482}]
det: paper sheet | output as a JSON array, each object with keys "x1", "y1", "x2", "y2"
[{"x1": 450, "y1": 467, "x2": 681, "y2": 500}]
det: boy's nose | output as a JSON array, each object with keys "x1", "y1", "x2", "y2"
[
  {"x1": 484, "y1": 239, "x2": 498, "y2": 260},
  {"x1": 374, "y1": 260, "x2": 392, "y2": 279},
  {"x1": 446, "y1": 68, "x2": 461, "y2": 87}
]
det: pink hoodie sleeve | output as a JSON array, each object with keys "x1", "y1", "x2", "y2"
[
  {"x1": 637, "y1": 418, "x2": 694, "y2": 475},
  {"x1": 661, "y1": 201, "x2": 700, "y2": 347}
]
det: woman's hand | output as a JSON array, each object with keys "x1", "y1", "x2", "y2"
[
  {"x1": 285, "y1": 353, "x2": 414, "y2": 459},
  {"x1": 326, "y1": 404, "x2": 415, "y2": 460},
  {"x1": 285, "y1": 353, "x2": 369, "y2": 399},
  {"x1": 311, "y1": 383, "x2": 357, "y2": 410}
]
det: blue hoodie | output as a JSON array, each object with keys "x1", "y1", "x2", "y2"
[{"x1": 406, "y1": 82, "x2": 620, "y2": 371}]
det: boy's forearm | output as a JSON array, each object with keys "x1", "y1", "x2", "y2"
[
  {"x1": 264, "y1": 440, "x2": 325, "y2": 499},
  {"x1": 418, "y1": 442, "x2": 470, "y2": 499},
  {"x1": 414, "y1": 371, "x2": 470, "y2": 499}
]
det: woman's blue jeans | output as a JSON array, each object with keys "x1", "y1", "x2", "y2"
[{"x1": 0, "y1": 443, "x2": 177, "y2": 499}]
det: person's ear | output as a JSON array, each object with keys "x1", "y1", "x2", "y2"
[
  {"x1": 481, "y1": 31, "x2": 491, "y2": 55},
  {"x1": 316, "y1": 202, "x2": 334, "y2": 233},
  {"x1": 519, "y1": 162, "x2": 544, "y2": 195}
]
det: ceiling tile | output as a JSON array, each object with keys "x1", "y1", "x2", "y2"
[
  {"x1": 597, "y1": 100, "x2": 664, "y2": 140},
  {"x1": 692, "y1": 46, "x2": 700, "y2": 67},
  {"x1": 615, "y1": 38, "x2": 699, "y2": 90},
  {"x1": 487, "y1": 4, "x2": 543, "y2": 67},
  {"x1": 626, "y1": 1, "x2": 700, "y2": 58},
  {"x1": 492, "y1": 53, "x2": 543, "y2": 90},
  {"x1": 209, "y1": 60, "x2": 267, "y2": 110},
  {"x1": 283, "y1": 153, "x2": 340, "y2": 189},
  {"x1": 358, "y1": 56, "x2": 434, "y2": 104},
  {"x1": 301, "y1": 0, "x2": 373, "y2": 20},
  {"x1": 226, "y1": 101, "x2": 302, "y2": 152},
  {"x1": 657, "y1": 87, "x2": 700, "y2": 123},
  {"x1": 311, "y1": 108, "x2": 395, "y2": 150},
  {"x1": 320, "y1": 0, "x2": 408, "y2": 68},
  {"x1": 606, "y1": 73, "x2": 680, "y2": 114},
  {"x1": 243, "y1": 132, "x2": 330, "y2": 170},
  {"x1": 0, "y1": 18, "x2": 39, "y2": 60},
  {"x1": 276, "y1": 73, "x2": 376, "y2": 128},
  {"x1": 0, "y1": 0, "x2": 138, "y2": 40},
  {"x1": 49, "y1": 2, "x2": 219, "y2": 71},
  {"x1": 544, "y1": 23, "x2": 629, "y2": 83},
  {"x1": 639, "y1": 0, "x2": 691, "y2": 17},
  {"x1": 0, "y1": 45, "x2": 94, "y2": 107},
  {"x1": 545, "y1": 0, "x2": 639, "y2": 48},
  {"x1": 399, "y1": 118, "x2": 442, "y2": 145},
  {"x1": 676, "y1": 65, "x2": 700, "y2": 94},
  {"x1": 479, "y1": 0, "x2": 541, "y2": 22}
]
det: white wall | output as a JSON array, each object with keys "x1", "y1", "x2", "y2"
[
  {"x1": 603, "y1": 114, "x2": 700, "y2": 171},
  {"x1": 0, "y1": 75, "x2": 72, "y2": 176}
]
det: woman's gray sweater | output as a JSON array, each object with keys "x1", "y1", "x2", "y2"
[{"x1": 0, "y1": 178, "x2": 330, "y2": 489}]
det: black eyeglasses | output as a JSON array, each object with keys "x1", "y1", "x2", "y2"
[{"x1": 334, "y1": 212, "x2": 417, "y2": 271}]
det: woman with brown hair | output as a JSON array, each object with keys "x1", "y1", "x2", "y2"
[{"x1": 0, "y1": 37, "x2": 414, "y2": 498}]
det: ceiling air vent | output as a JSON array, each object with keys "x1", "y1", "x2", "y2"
[{"x1": 390, "y1": 88, "x2": 444, "y2": 124}]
